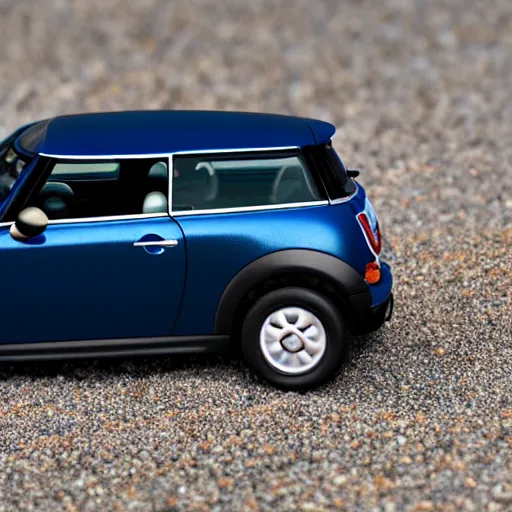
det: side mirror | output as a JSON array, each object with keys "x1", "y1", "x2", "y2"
[{"x1": 10, "y1": 207, "x2": 48, "y2": 241}]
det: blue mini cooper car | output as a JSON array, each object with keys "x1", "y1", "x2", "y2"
[{"x1": 0, "y1": 111, "x2": 393, "y2": 390}]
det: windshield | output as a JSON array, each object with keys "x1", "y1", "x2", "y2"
[{"x1": 0, "y1": 144, "x2": 30, "y2": 207}]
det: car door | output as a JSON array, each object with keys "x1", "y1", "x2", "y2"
[
  {"x1": 0, "y1": 216, "x2": 186, "y2": 343},
  {"x1": 0, "y1": 156, "x2": 186, "y2": 344}
]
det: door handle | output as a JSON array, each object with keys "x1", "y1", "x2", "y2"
[{"x1": 133, "y1": 239, "x2": 178, "y2": 248}]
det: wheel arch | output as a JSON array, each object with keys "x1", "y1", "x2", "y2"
[{"x1": 214, "y1": 249, "x2": 370, "y2": 335}]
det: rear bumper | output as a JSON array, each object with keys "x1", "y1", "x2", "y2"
[
  {"x1": 366, "y1": 292, "x2": 394, "y2": 333},
  {"x1": 348, "y1": 292, "x2": 394, "y2": 335},
  {"x1": 345, "y1": 262, "x2": 394, "y2": 335}
]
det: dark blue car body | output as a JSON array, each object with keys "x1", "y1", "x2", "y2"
[{"x1": 0, "y1": 111, "x2": 392, "y2": 387}]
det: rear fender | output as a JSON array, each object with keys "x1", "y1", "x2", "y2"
[{"x1": 214, "y1": 249, "x2": 371, "y2": 334}]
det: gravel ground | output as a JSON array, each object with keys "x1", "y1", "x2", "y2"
[{"x1": 1, "y1": 0, "x2": 511, "y2": 510}]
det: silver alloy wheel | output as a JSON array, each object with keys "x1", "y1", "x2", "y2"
[{"x1": 259, "y1": 306, "x2": 327, "y2": 375}]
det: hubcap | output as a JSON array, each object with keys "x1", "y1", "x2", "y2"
[
  {"x1": 281, "y1": 334, "x2": 303, "y2": 353},
  {"x1": 259, "y1": 306, "x2": 327, "y2": 375}
]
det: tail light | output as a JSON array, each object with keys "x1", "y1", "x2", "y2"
[
  {"x1": 357, "y1": 198, "x2": 382, "y2": 256},
  {"x1": 365, "y1": 262, "x2": 381, "y2": 284}
]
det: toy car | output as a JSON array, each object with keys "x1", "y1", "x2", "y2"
[{"x1": 0, "y1": 111, "x2": 393, "y2": 390}]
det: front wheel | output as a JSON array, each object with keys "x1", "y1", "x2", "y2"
[{"x1": 240, "y1": 287, "x2": 348, "y2": 390}]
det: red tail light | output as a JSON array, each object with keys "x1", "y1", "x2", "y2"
[
  {"x1": 365, "y1": 262, "x2": 381, "y2": 284},
  {"x1": 357, "y1": 211, "x2": 382, "y2": 255}
]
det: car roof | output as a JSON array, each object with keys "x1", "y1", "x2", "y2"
[{"x1": 16, "y1": 110, "x2": 336, "y2": 158}]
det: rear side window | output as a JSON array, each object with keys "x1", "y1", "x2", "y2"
[
  {"x1": 305, "y1": 143, "x2": 356, "y2": 200},
  {"x1": 172, "y1": 153, "x2": 326, "y2": 212}
]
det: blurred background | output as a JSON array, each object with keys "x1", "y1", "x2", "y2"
[{"x1": 0, "y1": 0, "x2": 511, "y2": 236}]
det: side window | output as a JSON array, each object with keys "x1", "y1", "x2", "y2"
[
  {"x1": 172, "y1": 153, "x2": 326, "y2": 212},
  {"x1": 28, "y1": 158, "x2": 169, "y2": 220}
]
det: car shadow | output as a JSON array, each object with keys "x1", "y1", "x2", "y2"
[
  {"x1": 0, "y1": 351, "x2": 239, "y2": 381},
  {"x1": 346, "y1": 331, "x2": 384, "y2": 363},
  {"x1": 0, "y1": 332, "x2": 385, "y2": 391}
]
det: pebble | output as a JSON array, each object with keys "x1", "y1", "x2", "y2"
[{"x1": 333, "y1": 475, "x2": 348, "y2": 487}]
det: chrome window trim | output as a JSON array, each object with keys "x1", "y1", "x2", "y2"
[
  {"x1": 47, "y1": 213, "x2": 169, "y2": 225},
  {"x1": 171, "y1": 146, "x2": 300, "y2": 156},
  {"x1": 172, "y1": 200, "x2": 329, "y2": 217},
  {"x1": 39, "y1": 146, "x2": 300, "y2": 161},
  {"x1": 168, "y1": 152, "x2": 174, "y2": 216},
  {"x1": 39, "y1": 152, "x2": 174, "y2": 160},
  {"x1": 0, "y1": 213, "x2": 168, "y2": 228},
  {"x1": 329, "y1": 182, "x2": 359, "y2": 205}
]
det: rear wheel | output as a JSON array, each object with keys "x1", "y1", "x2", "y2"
[{"x1": 240, "y1": 287, "x2": 347, "y2": 390}]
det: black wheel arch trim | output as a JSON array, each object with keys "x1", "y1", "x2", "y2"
[{"x1": 214, "y1": 249, "x2": 371, "y2": 334}]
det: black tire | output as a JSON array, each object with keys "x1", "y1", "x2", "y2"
[{"x1": 240, "y1": 287, "x2": 347, "y2": 390}]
